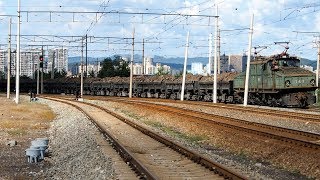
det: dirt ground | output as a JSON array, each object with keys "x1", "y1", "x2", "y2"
[{"x1": 0, "y1": 94, "x2": 55, "y2": 179}]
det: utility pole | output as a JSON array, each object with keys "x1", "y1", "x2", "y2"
[
  {"x1": 41, "y1": 46, "x2": 43, "y2": 94},
  {"x1": 208, "y1": 33, "x2": 213, "y2": 75},
  {"x1": 244, "y1": 14, "x2": 254, "y2": 106},
  {"x1": 317, "y1": 43, "x2": 320, "y2": 87},
  {"x1": 85, "y1": 34, "x2": 88, "y2": 77},
  {"x1": 213, "y1": 5, "x2": 219, "y2": 103},
  {"x1": 129, "y1": 28, "x2": 135, "y2": 98},
  {"x1": 15, "y1": 0, "x2": 21, "y2": 104},
  {"x1": 96, "y1": 58, "x2": 99, "y2": 77},
  {"x1": 36, "y1": 51, "x2": 40, "y2": 94},
  {"x1": 51, "y1": 51, "x2": 55, "y2": 79},
  {"x1": 7, "y1": 17, "x2": 11, "y2": 99},
  {"x1": 316, "y1": 42, "x2": 320, "y2": 103},
  {"x1": 181, "y1": 31, "x2": 190, "y2": 101},
  {"x1": 142, "y1": 38, "x2": 145, "y2": 75},
  {"x1": 80, "y1": 38, "x2": 84, "y2": 100},
  {"x1": 217, "y1": 29, "x2": 221, "y2": 74}
]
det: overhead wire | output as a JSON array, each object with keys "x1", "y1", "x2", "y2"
[{"x1": 84, "y1": 0, "x2": 110, "y2": 35}]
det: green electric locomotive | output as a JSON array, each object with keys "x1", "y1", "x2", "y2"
[{"x1": 233, "y1": 52, "x2": 317, "y2": 107}]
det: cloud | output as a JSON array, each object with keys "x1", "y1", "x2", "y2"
[{"x1": 0, "y1": 0, "x2": 319, "y2": 60}]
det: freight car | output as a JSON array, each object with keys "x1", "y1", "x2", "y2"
[
  {"x1": 0, "y1": 52, "x2": 316, "y2": 108},
  {"x1": 40, "y1": 50, "x2": 316, "y2": 108},
  {"x1": 86, "y1": 73, "x2": 238, "y2": 102},
  {"x1": 41, "y1": 73, "x2": 237, "y2": 102},
  {"x1": 76, "y1": 52, "x2": 315, "y2": 107}
]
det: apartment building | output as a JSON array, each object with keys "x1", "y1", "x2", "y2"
[
  {"x1": 47, "y1": 48, "x2": 68, "y2": 73},
  {"x1": 0, "y1": 49, "x2": 41, "y2": 78}
]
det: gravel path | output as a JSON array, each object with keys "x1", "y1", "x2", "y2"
[{"x1": 37, "y1": 98, "x2": 116, "y2": 179}]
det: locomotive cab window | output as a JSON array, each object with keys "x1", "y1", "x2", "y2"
[
  {"x1": 262, "y1": 63, "x2": 267, "y2": 71},
  {"x1": 287, "y1": 59, "x2": 299, "y2": 67},
  {"x1": 270, "y1": 60, "x2": 279, "y2": 70},
  {"x1": 282, "y1": 60, "x2": 288, "y2": 66}
]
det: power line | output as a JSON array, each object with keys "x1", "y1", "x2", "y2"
[
  {"x1": 20, "y1": 10, "x2": 219, "y2": 21},
  {"x1": 84, "y1": 0, "x2": 110, "y2": 34}
]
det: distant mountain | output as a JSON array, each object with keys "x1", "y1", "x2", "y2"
[
  {"x1": 68, "y1": 56, "x2": 104, "y2": 64},
  {"x1": 153, "y1": 55, "x2": 208, "y2": 65},
  {"x1": 301, "y1": 58, "x2": 317, "y2": 70}
]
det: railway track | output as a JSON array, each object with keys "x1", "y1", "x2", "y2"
[
  {"x1": 43, "y1": 96, "x2": 246, "y2": 180},
  {"x1": 111, "y1": 97, "x2": 320, "y2": 123},
  {"x1": 205, "y1": 104, "x2": 320, "y2": 123},
  {"x1": 89, "y1": 97, "x2": 320, "y2": 150}
]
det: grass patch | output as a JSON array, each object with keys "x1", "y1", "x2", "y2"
[
  {"x1": 7, "y1": 129, "x2": 27, "y2": 136},
  {"x1": 0, "y1": 120, "x2": 30, "y2": 129},
  {"x1": 31, "y1": 123, "x2": 51, "y2": 130},
  {"x1": 238, "y1": 149, "x2": 249, "y2": 159},
  {"x1": 0, "y1": 99, "x2": 56, "y2": 134},
  {"x1": 121, "y1": 109, "x2": 143, "y2": 120},
  {"x1": 145, "y1": 121, "x2": 207, "y2": 144}
]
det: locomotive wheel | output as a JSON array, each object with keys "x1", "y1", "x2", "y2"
[
  {"x1": 141, "y1": 92, "x2": 147, "y2": 98},
  {"x1": 298, "y1": 99, "x2": 308, "y2": 108},
  {"x1": 109, "y1": 91, "x2": 115, "y2": 96},
  {"x1": 159, "y1": 94, "x2": 166, "y2": 99},
  {"x1": 170, "y1": 93, "x2": 177, "y2": 100},
  {"x1": 203, "y1": 94, "x2": 211, "y2": 102}
]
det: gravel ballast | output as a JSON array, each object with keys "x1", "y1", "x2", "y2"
[
  {"x1": 38, "y1": 98, "x2": 115, "y2": 179},
  {"x1": 86, "y1": 99, "x2": 319, "y2": 180},
  {"x1": 18, "y1": 96, "x2": 318, "y2": 179}
]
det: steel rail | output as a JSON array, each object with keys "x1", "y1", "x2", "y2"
[
  {"x1": 43, "y1": 97, "x2": 157, "y2": 180},
  {"x1": 43, "y1": 95, "x2": 247, "y2": 180},
  {"x1": 105, "y1": 98, "x2": 320, "y2": 150},
  {"x1": 175, "y1": 100, "x2": 320, "y2": 123}
]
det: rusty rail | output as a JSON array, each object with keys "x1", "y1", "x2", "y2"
[
  {"x1": 43, "y1": 97, "x2": 158, "y2": 180},
  {"x1": 107, "y1": 98, "x2": 320, "y2": 150},
  {"x1": 43, "y1": 96, "x2": 247, "y2": 180}
]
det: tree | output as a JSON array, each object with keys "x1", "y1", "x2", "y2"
[
  {"x1": 155, "y1": 66, "x2": 169, "y2": 76},
  {"x1": 56, "y1": 69, "x2": 67, "y2": 78},
  {"x1": 98, "y1": 57, "x2": 115, "y2": 78},
  {"x1": 89, "y1": 69, "x2": 95, "y2": 77},
  {"x1": 114, "y1": 56, "x2": 130, "y2": 77},
  {"x1": 46, "y1": 69, "x2": 67, "y2": 79},
  {"x1": 98, "y1": 56, "x2": 130, "y2": 78},
  {"x1": 174, "y1": 70, "x2": 183, "y2": 78}
]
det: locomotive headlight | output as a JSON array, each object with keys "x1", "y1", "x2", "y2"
[
  {"x1": 285, "y1": 80, "x2": 290, "y2": 87},
  {"x1": 310, "y1": 79, "x2": 315, "y2": 86}
]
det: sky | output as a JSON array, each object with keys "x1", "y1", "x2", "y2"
[{"x1": 0, "y1": 0, "x2": 320, "y2": 61}]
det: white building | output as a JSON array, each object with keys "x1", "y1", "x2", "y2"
[
  {"x1": 48, "y1": 48, "x2": 68, "y2": 73},
  {"x1": 0, "y1": 50, "x2": 6, "y2": 74},
  {"x1": 191, "y1": 62, "x2": 204, "y2": 75},
  {"x1": 147, "y1": 65, "x2": 156, "y2": 75},
  {"x1": 0, "y1": 50, "x2": 14, "y2": 78},
  {"x1": 20, "y1": 49, "x2": 42, "y2": 78},
  {"x1": 133, "y1": 63, "x2": 143, "y2": 75},
  {"x1": 78, "y1": 63, "x2": 101, "y2": 77},
  {"x1": 132, "y1": 57, "x2": 171, "y2": 75},
  {"x1": 144, "y1": 57, "x2": 153, "y2": 75},
  {"x1": 228, "y1": 55, "x2": 244, "y2": 72},
  {"x1": 0, "y1": 48, "x2": 42, "y2": 78},
  {"x1": 160, "y1": 64, "x2": 171, "y2": 74}
]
